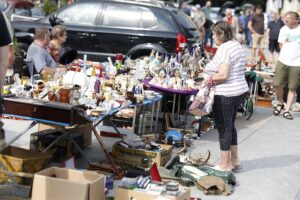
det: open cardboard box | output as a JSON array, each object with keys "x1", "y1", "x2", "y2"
[
  {"x1": 115, "y1": 186, "x2": 190, "y2": 200},
  {"x1": 32, "y1": 167, "x2": 105, "y2": 200}
]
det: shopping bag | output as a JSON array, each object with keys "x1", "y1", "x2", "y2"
[{"x1": 189, "y1": 83, "x2": 215, "y2": 116}]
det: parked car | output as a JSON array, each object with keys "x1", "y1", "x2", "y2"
[
  {"x1": 12, "y1": 0, "x2": 200, "y2": 61},
  {"x1": 0, "y1": 0, "x2": 45, "y2": 21},
  {"x1": 209, "y1": 7, "x2": 223, "y2": 23}
]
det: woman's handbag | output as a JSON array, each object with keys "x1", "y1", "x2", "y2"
[{"x1": 189, "y1": 82, "x2": 215, "y2": 116}]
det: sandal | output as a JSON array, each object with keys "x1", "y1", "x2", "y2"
[
  {"x1": 232, "y1": 164, "x2": 243, "y2": 172},
  {"x1": 273, "y1": 104, "x2": 284, "y2": 116},
  {"x1": 283, "y1": 111, "x2": 293, "y2": 120}
]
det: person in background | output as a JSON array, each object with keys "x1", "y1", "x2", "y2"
[
  {"x1": 248, "y1": 5, "x2": 265, "y2": 61},
  {"x1": 0, "y1": 12, "x2": 12, "y2": 150},
  {"x1": 192, "y1": 4, "x2": 206, "y2": 39},
  {"x1": 273, "y1": 11, "x2": 300, "y2": 120},
  {"x1": 180, "y1": 1, "x2": 191, "y2": 17},
  {"x1": 223, "y1": 8, "x2": 239, "y2": 38},
  {"x1": 48, "y1": 25, "x2": 67, "y2": 63},
  {"x1": 204, "y1": 21, "x2": 249, "y2": 171},
  {"x1": 48, "y1": 41, "x2": 62, "y2": 65},
  {"x1": 202, "y1": 0, "x2": 213, "y2": 48},
  {"x1": 201, "y1": 0, "x2": 211, "y2": 20},
  {"x1": 2, "y1": 13, "x2": 15, "y2": 73},
  {"x1": 267, "y1": 11, "x2": 284, "y2": 69},
  {"x1": 26, "y1": 28, "x2": 58, "y2": 77},
  {"x1": 240, "y1": 9, "x2": 252, "y2": 47},
  {"x1": 283, "y1": 86, "x2": 300, "y2": 112}
]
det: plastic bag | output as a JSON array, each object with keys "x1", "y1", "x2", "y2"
[{"x1": 189, "y1": 82, "x2": 215, "y2": 116}]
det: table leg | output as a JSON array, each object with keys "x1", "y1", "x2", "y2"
[
  {"x1": 132, "y1": 106, "x2": 137, "y2": 134},
  {"x1": 172, "y1": 94, "x2": 176, "y2": 119},
  {"x1": 88, "y1": 123, "x2": 122, "y2": 178},
  {"x1": 70, "y1": 136, "x2": 92, "y2": 164},
  {"x1": 140, "y1": 105, "x2": 146, "y2": 136},
  {"x1": 1, "y1": 121, "x2": 37, "y2": 152},
  {"x1": 155, "y1": 99, "x2": 160, "y2": 137},
  {"x1": 183, "y1": 95, "x2": 191, "y2": 132},
  {"x1": 41, "y1": 133, "x2": 65, "y2": 153},
  {"x1": 108, "y1": 119, "x2": 122, "y2": 135},
  {"x1": 150, "y1": 102, "x2": 155, "y2": 133}
]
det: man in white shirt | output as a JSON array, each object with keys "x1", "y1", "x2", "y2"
[{"x1": 273, "y1": 11, "x2": 300, "y2": 120}]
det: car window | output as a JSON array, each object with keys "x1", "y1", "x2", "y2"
[
  {"x1": 141, "y1": 7, "x2": 157, "y2": 28},
  {"x1": 14, "y1": 8, "x2": 31, "y2": 16},
  {"x1": 31, "y1": 7, "x2": 45, "y2": 18},
  {"x1": 148, "y1": 8, "x2": 177, "y2": 32},
  {"x1": 57, "y1": 3, "x2": 100, "y2": 26},
  {"x1": 0, "y1": 1, "x2": 8, "y2": 11},
  {"x1": 102, "y1": 4, "x2": 142, "y2": 28},
  {"x1": 171, "y1": 9, "x2": 197, "y2": 30}
]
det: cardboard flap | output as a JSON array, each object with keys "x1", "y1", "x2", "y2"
[
  {"x1": 32, "y1": 167, "x2": 105, "y2": 200},
  {"x1": 32, "y1": 174, "x2": 88, "y2": 200}
]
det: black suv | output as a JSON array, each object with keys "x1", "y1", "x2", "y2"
[{"x1": 12, "y1": 0, "x2": 200, "y2": 61}]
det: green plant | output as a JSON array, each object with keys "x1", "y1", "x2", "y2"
[{"x1": 43, "y1": 0, "x2": 58, "y2": 15}]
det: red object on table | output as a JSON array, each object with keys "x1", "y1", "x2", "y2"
[{"x1": 149, "y1": 163, "x2": 162, "y2": 182}]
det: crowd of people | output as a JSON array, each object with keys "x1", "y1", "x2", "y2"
[
  {"x1": 180, "y1": 0, "x2": 300, "y2": 171},
  {"x1": 183, "y1": 1, "x2": 290, "y2": 65}
]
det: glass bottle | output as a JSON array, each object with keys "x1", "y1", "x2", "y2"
[
  {"x1": 91, "y1": 65, "x2": 96, "y2": 77},
  {"x1": 94, "y1": 73, "x2": 101, "y2": 94}
]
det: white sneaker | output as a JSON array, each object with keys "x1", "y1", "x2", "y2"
[{"x1": 292, "y1": 102, "x2": 300, "y2": 112}]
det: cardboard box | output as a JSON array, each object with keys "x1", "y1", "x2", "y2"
[
  {"x1": 115, "y1": 186, "x2": 190, "y2": 200},
  {"x1": 38, "y1": 123, "x2": 92, "y2": 147},
  {"x1": 32, "y1": 167, "x2": 105, "y2": 200},
  {"x1": 0, "y1": 146, "x2": 51, "y2": 184},
  {"x1": 112, "y1": 144, "x2": 172, "y2": 167}
]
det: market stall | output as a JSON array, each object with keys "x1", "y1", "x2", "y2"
[{"x1": 0, "y1": 45, "x2": 238, "y2": 200}]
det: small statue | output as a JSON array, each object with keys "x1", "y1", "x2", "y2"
[
  {"x1": 134, "y1": 79, "x2": 144, "y2": 94},
  {"x1": 158, "y1": 69, "x2": 166, "y2": 86}
]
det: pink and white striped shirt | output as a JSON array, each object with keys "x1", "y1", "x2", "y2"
[{"x1": 205, "y1": 40, "x2": 249, "y2": 97}]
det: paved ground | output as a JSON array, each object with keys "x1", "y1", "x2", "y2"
[{"x1": 2, "y1": 106, "x2": 300, "y2": 200}]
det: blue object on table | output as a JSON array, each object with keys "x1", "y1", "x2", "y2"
[
  {"x1": 105, "y1": 174, "x2": 114, "y2": 190},
  {"x1": 165, "y1": 130, "x2": 183, "y2": 142}
]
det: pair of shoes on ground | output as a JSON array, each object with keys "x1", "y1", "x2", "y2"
[
  {"x1": 273, "y1": 104, "x2": 293, "y2": 120},
  {"x1": 213, "y1": 164, "x2": 243, "y2": 172}
]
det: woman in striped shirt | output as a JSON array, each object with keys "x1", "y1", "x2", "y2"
[{"x1": 204, "y1": 21, "x2": 249, "y2": 171}]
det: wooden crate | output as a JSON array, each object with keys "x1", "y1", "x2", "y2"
[{"x1": 0, "y1": 146, "x2": 51, "y2": 184}]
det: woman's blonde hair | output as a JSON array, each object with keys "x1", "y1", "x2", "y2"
[
  {"x1": 212, "y1": 21, "x2": 233, "y2": 44},
  {"x1": 51, "y1": 25, "x2": 67, "y2": 40}
]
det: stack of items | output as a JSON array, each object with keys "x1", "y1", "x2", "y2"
[
  {"x1": 111, "y1": 136, "x2": 173, "y2": 168},
  {"x1": 116, "y1": 177, "x2": 190, "y2": 200}
]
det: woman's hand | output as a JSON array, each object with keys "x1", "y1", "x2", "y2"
[{"x1": 203, "y1": 75, "x2": 213, "y2": 85}]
